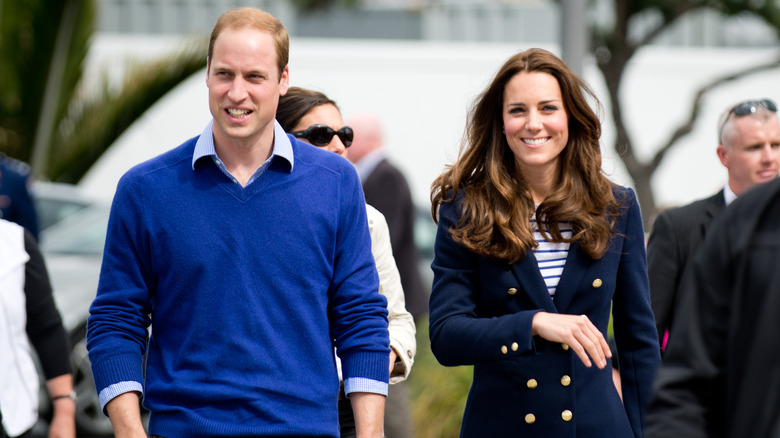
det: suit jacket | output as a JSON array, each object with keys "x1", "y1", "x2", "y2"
[
  {"x1": 646, "y1": 190, "x2": 726, "y2": 344},
  {"x1": 362, "y1": 158, "x2": 428, "y2": 319},
  {"x1": 429, "y1": 187, "x2": 660, "y2": 438},
  {"x1": 646, "y1": 178, "x2": 780, "y2": 438}
]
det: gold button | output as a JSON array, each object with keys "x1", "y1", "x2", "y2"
[
  {"x1": 592, "y1": 278, "x2": 603, "y2": 288},
  {"x1": 511, "y1": 342, "x2": 519, "y2": 351},
  {"x1": 525, "y1": 413, "x2": 536, "y2": 424},
  {"x1": 560, "y1": 375, "x2": 571, "y2": 386},
  {"x1": 501, "y1": 345, "x2": 508, "y2": 354},
  {"x1": 561, "y1": 343, "x2": 570, "y2": 351},
  {"x1": 508, "y1": 287, "x2": 518, "y2": 295},
  {"x1": 562, "y1": 410, "x2": 573, "y2": 421},
  {"x1": 407, "y1": 350, "x2": 413, "y2": 359},
  {"x1": 526, "y1": 379, "x2": 538, "y2": 389}
]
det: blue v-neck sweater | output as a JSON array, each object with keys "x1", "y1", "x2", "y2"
[{"x1": 87, "y1": 134, "x2": 390, "y2": 437}]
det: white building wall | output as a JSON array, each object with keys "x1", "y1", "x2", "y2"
[{"x1": 78, "y1": 35, "x2": 780, "y2": 213}]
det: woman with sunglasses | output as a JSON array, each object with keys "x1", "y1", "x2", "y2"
[
  {"x1": 428, "y1": 48, "x2": 660, "y2": 437},
  {"x1": 276, "y1": 87, "x2": 416, "y2": 438}
]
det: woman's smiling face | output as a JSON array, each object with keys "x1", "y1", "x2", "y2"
[{"x1": 502, "y1": 71, "x2": 569, "y2": 177}]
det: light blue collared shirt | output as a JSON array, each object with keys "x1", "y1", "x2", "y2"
[
  {"x1": 191, "y1": 119, "x2": 294, "y2": 184},
  {"x1": 99, "y1": 119, "x2": 387, "y2": 411}
]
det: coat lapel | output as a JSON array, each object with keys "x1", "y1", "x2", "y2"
[
  {"x1": 551, "y1": 241, "x2": 593, "y2": 313},
  {"x1": 510, "y1": 251, "x2": 558, "y2": 313}
]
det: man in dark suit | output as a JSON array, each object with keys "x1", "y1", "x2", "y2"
[
  {"x1": 347, "y1": 113, "x2": 427, "y2": 320},
  {"x1": 347, "y1": 113, "x2": 424, "y2": 438},
  {"x1": 645, "y1": 176, "x2": 780, "y2": 438},
  {"x1": 646, "y1": 98, "x2": 780, "y2": 350}
]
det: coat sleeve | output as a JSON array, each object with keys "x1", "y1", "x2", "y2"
[
  {"x1": 611, "y1": 189, "x2": 661, "y2": 437},
  {"x1": 24, "y1": 230, "x2": 72, "y2": 379},
  {"x1": 646, "y1": 209, "x2": 681, "y2": 347},
  {"x1": 428, "y1": 199, "x2": 541, "y2": 367},
  {"x1": 645, "y1": 216, "x2": 732, "y2": 438},
  {"x1": 367, "y1": 206, "x2": 416, "y2": 382}
]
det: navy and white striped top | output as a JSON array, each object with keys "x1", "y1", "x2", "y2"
[{"x1": 530, "y1": 214, "x2": 571, "y2": 296}]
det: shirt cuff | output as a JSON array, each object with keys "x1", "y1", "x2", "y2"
[
  {"x1": 98, "y1": 381, "x2": 143, "y2": 414},
  {"x1": 344, "y1": 377, "x2": 388, "y2": 397}
]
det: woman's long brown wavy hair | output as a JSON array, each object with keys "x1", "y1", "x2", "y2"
[{"x1": 430, "y1": 48, "x2": 621, "y2": 264}]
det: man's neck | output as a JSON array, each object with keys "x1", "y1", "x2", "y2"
[{"x1": 213, "y1": 131, "x2": 275, "y2": 187}]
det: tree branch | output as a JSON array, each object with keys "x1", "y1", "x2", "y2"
[{"x1": 651, "y1": 56, "x2": 780, "y2": 171}]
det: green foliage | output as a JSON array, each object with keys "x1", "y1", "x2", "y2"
[
  {"x1": 0, "y1": 0, "x2": 207, "y2": 182},
  {"x1": 408, "y1": 317, "x2": 472, "y2": 438},
  {"x1": 48, "y1": 40, "x2": 207, "y2": 183},
  {"x1": 0, "y1": 0, "x2": 85, "y2": 160}
]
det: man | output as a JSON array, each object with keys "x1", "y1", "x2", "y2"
[
  {"x1": 347, "y1": 113, "x2": 427, "y2": 320},
  {"x1": 86, "y1": 8, "x2": 389, "y2": 438},
  {"x1": 346, "y1": 113, "x2": 425, "y2": 438},
  {"x1": 646, "y1": 98, "x2": 780, "y2": 349},
  {"x1": 0, "y1": 153, "x2": 39, "y2": 239},
  {"x1": 645, "y1": 176, "x2": 780, "y2": 438}
]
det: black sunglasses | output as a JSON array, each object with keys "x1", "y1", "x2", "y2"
[
  {"x1": 719, "y1": 98, "x2": 778, "y2": 142},
  {"x1": 290, "y1": 124, "x2": 353, "y2": 147}
]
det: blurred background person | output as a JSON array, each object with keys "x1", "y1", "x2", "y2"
[
  {"x1": 428, "y1": 48, "x2": 659, "y2": 437},
  {"x1": 0, "y1": 218, "x2": 74, "y2": 438},
  {"x1": 277, "y1": 87, "x2": 416, "y2": 438},
  {"x1": 346, "y1": 113, "x2": 427, "y2": 321},
  {"x1": 345, "y1": 112, "x2": 422, "y2": 438},
  {"x1": 0, "y1": 154, "x2": 39, "y2": 239},
  {"x1": 646, "y1": 177, "x2": 780, "y2": 438},
  {"x1": 647, "y1": 97, "x2": 780, "y2": 352}
]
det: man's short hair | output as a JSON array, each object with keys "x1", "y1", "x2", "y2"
[
  {"x1": 207, "y1": 7, "x2": 289, "y2": 79},
  {"x1": 717, "y1": 99, "x2": 778, "y2": 145}
]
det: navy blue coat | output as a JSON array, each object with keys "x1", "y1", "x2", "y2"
[{"x1": 429, "y1": 187, "x2": 660, "y2": 438}]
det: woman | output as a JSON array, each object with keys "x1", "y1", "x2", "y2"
[
  {"x1": 276, "y1": 87, "x2": 416, "y2": 437},
  {"x1": 0, "y1": 218, "x2": 75, "y2": 438},
  {"x1": 428, "y1": 48, "x2": 659, "y2": 437}
]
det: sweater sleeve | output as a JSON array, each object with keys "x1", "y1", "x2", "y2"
[
  {"x1": 86, "y1": 174, "x2": 151, "y2": 395},
  {"x1": 329, "y1": 168, "x2": 391, "y2": 387},
  {"x1": 24, "y1": 230, "x2": 72, "y2": 379}
]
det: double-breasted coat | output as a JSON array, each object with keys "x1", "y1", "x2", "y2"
[{"x1": 429, "y1": 187, "x2": 660, "y2": 438}]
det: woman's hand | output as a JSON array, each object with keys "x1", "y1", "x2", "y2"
[
  {"x1": 531, "y1": 312, "x2": 612, "y2": 368},
  {"x1": 389, "y1": 349, "x2": 398, "y2": 375}
]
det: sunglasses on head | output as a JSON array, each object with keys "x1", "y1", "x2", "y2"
[
  {"x1": 291, "y1": 124, "x2": 354, "y2": 147},
  {"x1": 719, "y1": 98, "x2": 778, "y2": 142}
]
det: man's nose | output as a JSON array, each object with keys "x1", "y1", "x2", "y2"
[{"x1": 228, "y1": 78, "x2": 247, "y2": 100}]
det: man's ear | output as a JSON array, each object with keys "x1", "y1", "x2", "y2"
[
  {"x1": 716, "y1": 144, "x2": 729, "y2": 168},
  {"x1": 279, "y1": 66, "x2": 290, "y2": 96}
]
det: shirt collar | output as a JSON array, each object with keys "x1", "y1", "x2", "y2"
[
  {"x1": 723, "y1": 183, "x2": 737, "y2": 206},
  {"x1": 192, "y1": 119, "x2": 294, "y2": 171},
  {"x1": 353, "y1": 148, "x2": 385, "y2": 182}
]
